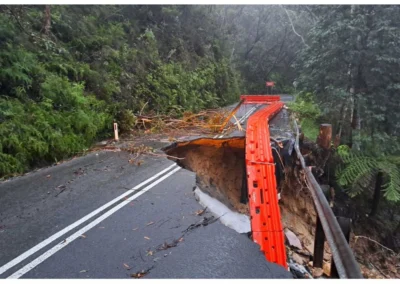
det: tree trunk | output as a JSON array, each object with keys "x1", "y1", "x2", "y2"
[
  {"x1": 370, "y1": 171, "x2": 383, "y2": 217},
  {"x1": 316, "y1": 124, "x2": 332, "y2": 150},
  {"x1": 43, "y1": 5, "x2": 51, "y2": 35}
]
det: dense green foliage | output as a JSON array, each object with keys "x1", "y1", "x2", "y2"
[
  {"x1": 287, "y1": 92, "x2": 321, "y2": 140},
  {"x1": 284, "y1": 6, "x2": 400, "y2": 204},
  {"x1": 0, "y1": 5, "x2": 244, "y2": 177},
  {"x1": 2, "y1": 4, "x2": 400, "y2": 190},
  {"x1": 297, "y1": 5, "x2": 400, "y2": 153}
]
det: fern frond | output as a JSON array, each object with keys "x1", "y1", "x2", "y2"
[{"x1": 379, "y1": 162, "x2": 400, "y2": 202}]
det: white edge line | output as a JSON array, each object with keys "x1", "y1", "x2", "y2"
[
  {"x1": 0, "y1": 163, "x2": 177, "y2": 276},
  {"x1": 238, "y1": 106, "x2": 255, "y2": 124},
  {"x1": 8, "y1": 166, "x2": 181, "y2": 279}
]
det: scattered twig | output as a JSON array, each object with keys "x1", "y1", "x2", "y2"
[
  {"x1": 354, "y1": 235, "x2": 397, "y2": 255},
  {"x1": 232, "y1": 114, "x2": 244, "y2": 131},
  {"x1": 146, "y1": 152, "x2": 185, "y2": 160},
  {"x1": 55, "y1": 185, "x2": 67, "y2": 197},
  {"x1": 369, "y1": 262, "x2": 389, "y2": 279},
  {"x1": 139, "y1": 101, "x2": 149, "y2": 116},
  {"x1": 195, "y1": 207, "x2": 208, "y2": 216}
]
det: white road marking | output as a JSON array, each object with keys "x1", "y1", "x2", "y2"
[
  {"x1": 238, "y1": 106, "x2": 255, "y2": 124},
  {"x1": 8, "y1": 166, "x2": 181, "y2": 279},
  {"x1": 0, "y1": 163, "x2": 177, "y2": 276},
  {"x1": 240, "y1": 104, "x2": 259, "y2": 123},
  {"x1": 213, "y1": 104, "x2": 258, "y2": 139}
]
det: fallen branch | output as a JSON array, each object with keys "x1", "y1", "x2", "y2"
[
  {"x1": 232, "y1": 114, "x2": 244, "y2": 132},
  {"x1": 354, "y1": 235, "x2": 397, "y2": 255},
  {"x1": 369, "y1": 262, "x2": 389, "y2": 279},
  {"x1": 146, "y1": 152, "x2": 185, "y2": 160},
  {"x1": 281, "y1": 6, "x2": 310, "y2": 48}
]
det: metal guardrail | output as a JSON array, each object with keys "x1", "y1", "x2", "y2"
[{"x1": 293, "y1": 119, "x2": 363, "y2": 278}]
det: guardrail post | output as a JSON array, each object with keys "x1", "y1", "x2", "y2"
[
  {"x1": 313, "y1": 216, "x2": 326, "y2": 268},
  {"x1": 330, "y1": 217, "x2": 352, "y2": 278}
]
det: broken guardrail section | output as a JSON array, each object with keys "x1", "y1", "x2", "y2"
[{"x1": 243, "y1": 95, "x2": 287, "y2": 269}]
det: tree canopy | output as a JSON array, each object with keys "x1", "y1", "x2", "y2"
[{"x1": 1, "y1": 5, "x2": 399, "y2": 185}]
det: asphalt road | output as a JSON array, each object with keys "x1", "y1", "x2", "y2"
[{"x1": 0, "y1": 98, "x2": 292, "y2": 279}]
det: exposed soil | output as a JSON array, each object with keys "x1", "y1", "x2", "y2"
[{"x1": 163, "y1": 137, "x2": 248, "y2": 214}]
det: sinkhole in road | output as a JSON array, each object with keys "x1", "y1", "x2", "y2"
[{"x1": 162, "y1": 137, "x2": 249, "y2": 215}]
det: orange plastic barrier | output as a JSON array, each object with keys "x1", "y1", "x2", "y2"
[
  {"x1": 245, "y1": 100, "x2": 287, "y2": 269},
  {"x1": 240, "y1": 95, "x2": 281, "y2": 104}
]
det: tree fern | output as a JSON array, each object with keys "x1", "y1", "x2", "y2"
[{"x1": 336, "y1": 145, "x2": 400, "y2": 202}]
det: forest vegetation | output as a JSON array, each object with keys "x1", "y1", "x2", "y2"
[{"x1": 1, "y1": 5, "x2": 400, "y2": 221}]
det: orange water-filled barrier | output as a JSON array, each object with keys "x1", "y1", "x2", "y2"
[{"x1": 244, "y1": 95, "x2": 287, "y2": 269}]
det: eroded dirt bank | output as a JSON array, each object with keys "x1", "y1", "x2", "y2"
[
  {"x1": 162, "y1": 134, "x2": 400, "y2": 279},
  {"x1": 163, "y1": 137, "x2": 248, "y2": 214}
]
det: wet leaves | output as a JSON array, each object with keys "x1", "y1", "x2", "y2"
[
  {"x1": 144, "y1": 236, "x2": 150, "y2": 240},
  {"x1": 130, "y1": 266, "x2": 153, "y2": 278},
  {"x1": 194, "y1": 207, "x2": 207, "y2": 216},
  {"x1": 156, "y1": 237, "x2": 183, "y2": 251}
]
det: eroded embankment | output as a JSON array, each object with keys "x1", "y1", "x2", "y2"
[
  {"x1": 161, "y1": 135, "x2": 333, "y2": 278},
  {"x1": 162, "y1": 137, "x2": 248, "y2": 214}
]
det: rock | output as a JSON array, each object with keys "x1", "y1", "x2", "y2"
[
  {"x1": 289, "y1": 261, "x2": 313, "y2": 279},
  {"x1": 95, "y1": 140, "x2": 108, "y2": 146},
  {"x1": 292, "y1": 252, "x2": 306, "y2": 265},
  {"x1": 323, "y1": 261, "x2": 331, "y2": 277},
  {"x1": 285, "y1": 228, "x2": 303, "y2": 250},
  {"x1": 312, "y1": 267, "x2": 323, "y2": 278}
]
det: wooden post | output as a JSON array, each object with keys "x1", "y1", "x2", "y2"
[
  {"x1": 316, "y1": 124, "x2": 332, "y2": 149},
  {"x1": 313, "y1": 216, "x2": 326, "y2": 268},
  {"x1": 114, "y1": 123, "x2": 119, "y2": 141}
]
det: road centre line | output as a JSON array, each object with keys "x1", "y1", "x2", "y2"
[
  {"x1": 0, "y1": 163, "x2": 178, "y2": 276},
  {"x1": 8, "y1": 166, "x2": 181, "y2": 279}
]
